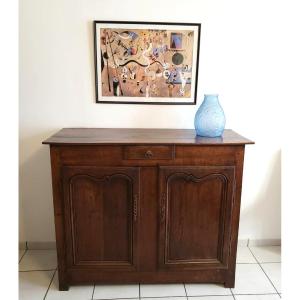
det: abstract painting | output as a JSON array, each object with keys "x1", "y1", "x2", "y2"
[{"x1": 94, "y1": 21, "x2": 201, "y2": 104}]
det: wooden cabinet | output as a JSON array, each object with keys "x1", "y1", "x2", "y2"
[{"x1": 43, "y1": 128, "x2": 253, "y2": 290}]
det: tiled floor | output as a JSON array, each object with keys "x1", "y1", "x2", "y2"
[{"x1": 19, "y1": 246, "x2": 281, "y2": 300}]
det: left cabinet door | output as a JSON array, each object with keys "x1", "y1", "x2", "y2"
[{"x1": 62, "y1": 166, "x2": 140, "y2": 271}]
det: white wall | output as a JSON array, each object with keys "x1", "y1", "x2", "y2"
[{"x1": 20, "y1": 0, "x2": 289, "y2": 243}]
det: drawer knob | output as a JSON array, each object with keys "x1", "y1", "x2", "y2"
[{"x1": 144, "y1": 150, "x2": 153, "y2": 158}]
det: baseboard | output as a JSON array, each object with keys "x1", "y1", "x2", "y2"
[
  {"x1": 19, "y1": 238, "x2": 281, "y2": 250},
  {"x1": 19, "y1": 241, "x2": 27, "y2": 250},
  {"x1": 237, "y1": 239, "x2": 249, "y2": 246},
  {"x1": 19, "y1": 241, "x2": 56, "y2": 250},
  {"x1": 248, "y1": 238, "x2": 281, "y2": 246}
]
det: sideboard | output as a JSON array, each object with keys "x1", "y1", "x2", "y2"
[{"x1": 43, "y1": 128, "x2": 254, "y2": 290}]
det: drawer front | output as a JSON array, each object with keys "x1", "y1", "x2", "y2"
[
  {"x1": 123, "y1": 145, "x2": 174, "y2": 160},
  {"x1": 56, "y1": 145, "x2": 242, "y2": 166}
]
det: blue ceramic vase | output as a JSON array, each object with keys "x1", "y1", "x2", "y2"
[{"x1": 194, "y1": 94, "x2": 226, "y2": 137}]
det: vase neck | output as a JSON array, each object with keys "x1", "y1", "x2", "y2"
[{"x1": 204, "y1": 94, "x2": 219, "y2": 103}]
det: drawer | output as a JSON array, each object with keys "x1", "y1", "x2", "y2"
[{"x1": 123, "y1": 145, "x2": 174, "y2": 160}]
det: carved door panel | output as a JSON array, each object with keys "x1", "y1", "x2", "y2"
[
  {"x1": 158, "y1": 166, "x2": 235, "y2": 270},
  {"x1": 63, "y1": 166, "x2": 139, "y2": 270}
]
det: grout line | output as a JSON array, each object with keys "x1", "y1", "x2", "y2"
[
  {"x1": 247, "y1": 246, "x2": 281, "y2": 264},
  {"x1": 232, "y1": 293, "x2": 279, "y2": 296},
  {"x1": 91, "y1": 284, "x2": 95, "y2": 300},
  {"x1": 43, "y1": 269, "x2": 56, "y2": 300},
  {"x1": 119, "y1": 296, "x2": 186, "y2": 299},
  {"x1": 93, "y1": 297, "x2": 142, "y2": 300},
  {"x1": 19, "y1": 248, "x2": 27, "y2": 264},
  {"x1": 259, "y1": 262, "x2": 281, "y2": 264},
  {"x1": 183, "y1": 283, "x2": 188, "y2": 300},
  {"x1": 185, "y1": 294, "x2": 279, "y2": 298},
  {"x1": 142, "y1": 296, "x2": 187, "y2": 299},
  {"x1": 139, "y1": 283, "x2": 141, "y2": 300},
  {"x1": 237, "y1": 262, "x2": 281, "y2": 265},
  {"x1": 19, "y1": 269, "x2": 57, "y2": 272},
  {"x1": 87, "y1": 293, "x2": 280, "y2": 300},
  {"x1": 75, "y1": 292, "x2": 282, "y2": 300},
  {"x1": 230, "y1": 288, "x2": 236, "y2": 300},
  {"x1": 141, "y1": 296, "x2": 230, "y2": 299},
  {"x1": 165, "y1": 296, "x2": 239, "y2": 299},
  {"x1": 93, "y1": 298, "x2": 140, "y2": 300},
  {"x1": 247, "y1": 246, "x2": 281, "y2": 297}
]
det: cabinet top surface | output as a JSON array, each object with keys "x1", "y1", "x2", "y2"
[{"x1": 42, "y1": 128, "x2": 254, "y2": 146}]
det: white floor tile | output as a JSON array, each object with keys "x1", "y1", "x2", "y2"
[
  {"x1": 249, "y1": 247, "x2": 281, "y2": 263},
  {"x1": 235, "y1": 295, "x2": 280, "y2": 300},
  {"x1": 19, "y1": 250, "x2": 57, "y2": 271},
  {"x1": 231, "y1": 264, "x2": 277, "y2": 294},
  {"x1": 45, "y1": 272, "x2": 94, "y2": 299},
  {"x1": 142, "y1": 296, "x2": 185, "y2": 300},
  {"x1": 93, "y1": 284, "x2": 139, "y2": 299},
  {"x1": 261, "y1": 263, "x2": 281, "y2": 293},
  {"x1": 19, "y1": 270, "x2": 54, "y2": 300},
  {"x1": 185, "y1": 283, "x2": 232, "y2": 296},
  {"x1": 236, "y1": 247, "x2": 257, "y2": 264},
  {"x1": 140, "y1": 284, "x2": 186, "y2": 297},
  {"x1": 187, "y1": 297, "x2": 234, "y2": 300}
]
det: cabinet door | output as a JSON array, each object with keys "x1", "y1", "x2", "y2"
[
  {"x1": 158, "y1": 166, "x2": 235, "y2": 270},
  {"x1": 63, "y1": 166, "x2": 139, "y2": 270}
]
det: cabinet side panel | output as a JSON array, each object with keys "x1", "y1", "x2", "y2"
[
  {"x1": 225, "y1": 146, "x2": 245, "y2": 287},
  {"x1": 50, "y1": 146, "x2": 68, "y2": 290}
]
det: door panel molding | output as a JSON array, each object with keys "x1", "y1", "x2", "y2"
[
  {"x1": 63, "y1": 166, "x2": 140, "y2": 271},
  {"x1": 159, "y1": 166, "x2": 235, "y2": 270}
]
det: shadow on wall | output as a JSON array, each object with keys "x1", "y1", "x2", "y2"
[
  {"x1": 240, "y1": 149, "x2": 281, "y2": 240},
  {"x1": 19, "y1": 129, "x2": 59, "y2": 242}
]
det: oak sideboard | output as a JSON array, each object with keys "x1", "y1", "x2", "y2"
[{"x1": 43, "y1": 128, "x2": 254, "y2": 290}]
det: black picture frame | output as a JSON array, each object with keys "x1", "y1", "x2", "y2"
[{"x1": 94, "y1": 21, "x2": 201, "y2": 105}]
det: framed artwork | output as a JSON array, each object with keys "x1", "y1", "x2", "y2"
[{"x1": 94, "y1": 21, "x2": 201, "y2": 104}]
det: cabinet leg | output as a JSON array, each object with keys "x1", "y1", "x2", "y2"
[
  {"x1": 224, "y1": 277, "x2": 235, "y2": 288},
  {"x1": 59, "y1": 282, "x2": 69, "y2": 291}
]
